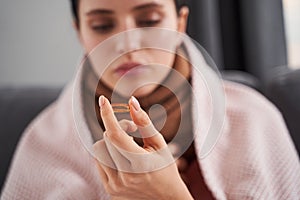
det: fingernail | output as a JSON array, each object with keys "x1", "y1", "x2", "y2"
[
  {"x1": 99, "y1": 95, "x2": 106, "y2": 108},
  {"x1": 130, "y1": 96, "x2": 140, "y2": 111}
]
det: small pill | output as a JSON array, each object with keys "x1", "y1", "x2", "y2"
[{"x1": 111, "y1": 103, "x2": 130, "y2": 113}]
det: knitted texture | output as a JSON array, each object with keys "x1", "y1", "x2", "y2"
[{"x1": 1, "y1": 79, "x2": 299, "y2": 200}]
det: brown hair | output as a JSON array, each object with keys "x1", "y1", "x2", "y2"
[{"x1": 70, "y1": 0, "x2": 188, "y2": 25}]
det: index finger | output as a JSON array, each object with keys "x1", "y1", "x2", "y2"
[
  {"x1": 99, "y1": 95, "x2": 143, "y2": 153},
  {"x1": 129, "y1": 96, "x2": 167, "y2": 150},
  {"x1": 98, "y1": 95, "x2": 122, "y2": 132}
]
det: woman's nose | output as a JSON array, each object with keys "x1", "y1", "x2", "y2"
[{"x1": 115, "y1": 19, "x2": 142, "y2": 54}]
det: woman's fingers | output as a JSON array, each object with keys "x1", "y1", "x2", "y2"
[
  {"x1": 98, "y1": 95, "x2": 170, "y2": 172},
  {"x1": 129, "y1": 96, "x2": 167, "y2": 150},
  {"x1": 99, "y1": 95, "x2": 144, "y2": 154},
  {"x1": 99, "y1": 96, "x2": 122, "y2": 132},
  {"x1": 118, "y1": 119, "x2": 137, "y2": 133},
  {"x1": 99, "y1": 95, "x2": 166, "y2": 151}
]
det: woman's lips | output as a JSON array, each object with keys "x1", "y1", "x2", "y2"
[{"x1": 114, "y1": 62, "x2": 147, "y2": 76}]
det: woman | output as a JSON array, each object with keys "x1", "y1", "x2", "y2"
[{"x1": 1, "y1": 0, "x2": 300, "y2": 199}]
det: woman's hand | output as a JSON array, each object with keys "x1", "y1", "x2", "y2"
[{"x1": 93, "y1": 96, "x2": 193, "y2": 200}]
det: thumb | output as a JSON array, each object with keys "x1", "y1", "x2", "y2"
[{"x1": 129, "y1": 96, "x2": 167, "y2": 150}]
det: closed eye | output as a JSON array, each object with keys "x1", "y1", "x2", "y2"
[
  {"x1": 91, "y1": 24, "x2": 114, "y2": 33},
  {"x1": 138, "y1": 20, "x2": 161, "y2": 27}
]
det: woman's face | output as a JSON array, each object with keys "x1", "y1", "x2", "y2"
[{"x1": 76, "y1": 0, "x2": 189, "y2": 97}]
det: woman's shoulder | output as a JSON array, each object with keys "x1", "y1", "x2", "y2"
[
  {"x1": 223, "y1": 80, "x2": 283, "y2": 120},
  {"x1": 220, "y1": 80, "x2": 291, "y2": 145},
  {"x1": 20, "y1": 83, "x2": 76, "y2": 147}
]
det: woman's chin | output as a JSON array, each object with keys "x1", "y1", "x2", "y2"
[
  {"x1": 132, "y1": 85, "x2": 158, "y2": 98},
  {"x1": 112, "y1": 84, "x2": 158, "y2": 98}
]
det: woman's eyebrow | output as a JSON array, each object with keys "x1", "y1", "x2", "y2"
[
  {"x1": 85, "y1": 2, "x2": 163, "y2": 16},
  {"x1": 86, "y1": 9, "x2": 114, "y2": 16},
  {"x1": 132, "y1": 2, "x2": 163, "y2": 11}
]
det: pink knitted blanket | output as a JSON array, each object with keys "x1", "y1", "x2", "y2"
[{"x1": 1, "y1": 77, "x2": 300, "y2": 199}]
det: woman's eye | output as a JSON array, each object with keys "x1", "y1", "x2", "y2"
[
  {"x1": 91, "y1": 24, "x2": 114, "y2": 33},
  {"x1": 138, "y1": 20, "x2": 161, "y2": 27}
]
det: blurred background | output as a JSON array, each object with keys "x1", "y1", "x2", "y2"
[
  {"x1": 0, "y1": 0, "x2": 82, "y2": 87},
  {"x1": 284, "y1": 0, "x2": 300, "y2": 70}
]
